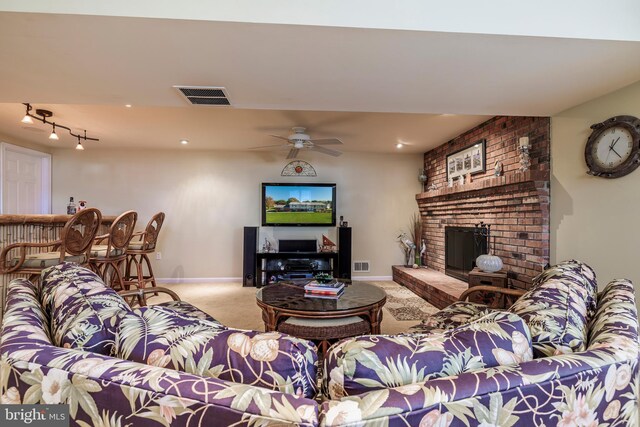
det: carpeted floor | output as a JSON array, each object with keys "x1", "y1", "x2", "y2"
[{"x1": 151, "y1": 280, "x2": 433, "y2": 335}]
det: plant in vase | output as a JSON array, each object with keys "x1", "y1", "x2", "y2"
[{"x1": 409, "y1": 212, "x2": 423, "y2": 266}]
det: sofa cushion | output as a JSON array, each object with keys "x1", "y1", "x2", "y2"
[
  {"x1": 408, "y1": 301, "x2": 496, "y2": 334},
  {"x1": 40, "y1": 263, "x2": 131, "y2": 356},
  {"x1": 509, "y1": 260, "x2": 597, "y2": 358},
  {"x1": 532, "y1": 259, "x2": 598, "y2": 318},
  {"x1": 322, "y1": 311, "x2": 532, "y2": 399},
  {"x1": 9, "y1": 252, "x2": 87, "y2": 269},
  {"x1": 115, "y1": 304, "x2": 319, "y2": 398}
]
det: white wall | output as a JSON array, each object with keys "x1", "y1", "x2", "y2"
[
  {"x1": 551, "y1": 80, "x2": 640, "y2": 291},
  {"x1": 51, "y1": 149, "x2": 422, "y2": 281}
]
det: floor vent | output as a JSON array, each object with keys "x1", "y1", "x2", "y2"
[
  {"x1": 353, "y1": 261, "x2": 370, "y2": 273},
  {"x1": 174, "y1": 86, "x2": 231, "y2": 106}
]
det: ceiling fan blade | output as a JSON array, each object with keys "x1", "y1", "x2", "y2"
[
  {"x1": 248, "y1": 144, "x2": 290, "y2": 150},
  {"x1": 269, "y1": 135, "x2": 290, "y2": 141},
  {"x1": 310, "y1": 138, "x2": 343, "y2": 145},
  {"x1": 311, "y1": 145, "x2": 342, "y2": 157},
  {"x1": 286, "y1": 148, "x2": 299, "y2": 159}
]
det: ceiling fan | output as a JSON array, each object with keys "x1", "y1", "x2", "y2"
[{"x1": 249, "y1": 127, "x2": 343, "y2": 159}]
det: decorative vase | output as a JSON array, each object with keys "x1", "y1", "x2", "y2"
[{"x1": 476, "y1": 253, "x2": 503, "y2": 273}]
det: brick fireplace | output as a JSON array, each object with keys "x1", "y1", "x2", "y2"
[{"x1": 418, "y1": 116, "x2": 550, "y2": 290}]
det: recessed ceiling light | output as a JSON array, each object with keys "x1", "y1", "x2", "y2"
[
  {"x1": 180, "y1": 139, "x2": 189, "y2": 145},
  {"x1": 396, "y1": 143, "x2": 404, "y2": 149},
  {"x1": 125, "y1": 104, "x2": 132, "y2": 108}
]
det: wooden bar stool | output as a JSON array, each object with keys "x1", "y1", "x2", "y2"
[
  {"x1": 124, "y1": 212, "x2": 165, "y2": 299},
  {"x1": 0, "y1": 208, "x2": 102, "y2": 282},
  {"x1": 89, "y1": 210, "x2": 138, "y2": 291}
]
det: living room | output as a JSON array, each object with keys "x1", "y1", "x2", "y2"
[{"x1": 1, "y1": 2, "x2": 640, "y2": 426}]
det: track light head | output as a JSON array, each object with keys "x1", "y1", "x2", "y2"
[
  {"x1": 49, "y1": 124, "x2": 59, "y2": 140},
  {"x1": 75, "y1": 140, "x2": 84, "y2": 150}
]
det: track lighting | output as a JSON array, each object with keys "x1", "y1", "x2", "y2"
[{"x1": 20, "y1": 103, "x2": 99, "y2": 148}]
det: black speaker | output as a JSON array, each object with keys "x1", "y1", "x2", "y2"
[
  {"x1": 338, "y1": 227, "x2": 352, "y2": 279},
  {"x1": 243, "y1": 227, "x2": 258, "y2": 287},
  {"x1": 279, "y1": 239, "x2": 317, "y2": 252}
]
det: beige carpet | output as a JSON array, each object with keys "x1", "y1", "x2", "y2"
[{"x1": 150, "y1": 280, "x2": 426, "y2": 335}]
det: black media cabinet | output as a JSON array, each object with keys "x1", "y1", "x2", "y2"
[{"x1": 256, "y1": 252, "x2": 339, "y2": 287}]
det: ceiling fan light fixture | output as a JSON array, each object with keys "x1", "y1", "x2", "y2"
[{"x1": 294, "y1": 140, "x2": 305, "y2": 149}]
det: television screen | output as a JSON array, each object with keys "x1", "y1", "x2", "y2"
[{"x1": 262, "y1": 183, "x2": 336, "y2": 226}]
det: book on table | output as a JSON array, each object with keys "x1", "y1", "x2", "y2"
[
  {"x1": 304, "y1": 281, "x2": 345, "y2": 292},
  {"x1": 304, "y1": 289, "x2": 345, "y2": 299}
]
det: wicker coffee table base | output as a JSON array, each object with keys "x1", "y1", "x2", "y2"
[{"x1": 277, "y1": 316, "x2": 371, "y2": 354}]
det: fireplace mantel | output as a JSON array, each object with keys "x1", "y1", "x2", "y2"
[{"x1": 416, "y1": 170, "x2": 548, "y2": 202}]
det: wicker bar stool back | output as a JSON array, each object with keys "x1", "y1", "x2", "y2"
[
  {"x1": 124, "y1": 212, "x2": 165, "y2": 299},
  {"x1": 0, "y1": 208, "x2": 102, "y2": 281},
  {"x1": 89, "y1": 210, "x2": 138, "y2": 291}
]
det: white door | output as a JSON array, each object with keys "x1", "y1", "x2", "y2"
[{"x1": 1, "y1": 143, "x2": 51, "y2": 214}]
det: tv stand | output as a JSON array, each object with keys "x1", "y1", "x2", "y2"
[
  {"x1": 243, "y1": 227, "x2": 352, "y2": 287},
  {"x1": 256, "y1": 252, "x2": 339, "y2": 287}
]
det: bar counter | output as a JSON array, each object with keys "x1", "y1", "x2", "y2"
[{"x1": 0, "y1": 213, "x2": 116, "y2": 320}]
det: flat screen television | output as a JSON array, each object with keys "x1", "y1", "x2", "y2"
[{"x1": 262, "y1": 183, "x2": 336, "y2": 226}]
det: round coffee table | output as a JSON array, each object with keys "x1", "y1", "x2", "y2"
[{"x1": 256, "y1": 281, "x2": 386, "y2": 345}]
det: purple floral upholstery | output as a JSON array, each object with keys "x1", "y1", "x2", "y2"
[
  {"x1": 115, "y1": 305, "x2": 318, "y2": 398},
  {"x1": 323, "y1": 311, "x2": 533, "y2": 399},
  {"x1": 154, "y1": 300, "x2": 223, "y2": 325},
  {"x1": 408, "y1": 301, "x2": 496, "y2": 334},
  {"x1": 319, "y1": 279, "x2": 639, "y2": 426},
  {"x1": 509, "y1": 259, "x2": 598, "y2": 357},
  {"x1": 532, "y1": 259, "x2": 599, "y2": 317},
  {"x1": 1, "y1": 277, "x2": 319, "y2": 426},
  {"x1": 40, "y1": 263, "x2": 131, "y2": 356}
]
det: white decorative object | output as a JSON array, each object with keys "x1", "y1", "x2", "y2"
[
  {"x1": 494, "y1": 160, "x2": 503, "y2": 177},
  {"x1": 448, "y1": 177, "x2": 454, "y2": 188},
  {"x1": 476, "y1": 253, "x2": 503, "y2": 273}
]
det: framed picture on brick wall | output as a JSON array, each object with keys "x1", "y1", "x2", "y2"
[{"x1": 446, "y1": 139, "x2": 486, "y2": 180}]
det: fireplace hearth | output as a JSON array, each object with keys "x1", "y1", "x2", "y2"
[{"x1": 444, "y1": 226, "x2": 487, "y2": 281}]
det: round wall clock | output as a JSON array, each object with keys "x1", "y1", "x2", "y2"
[
  {"x1": 585, "y1": 115, "x2": 640, "y2": 178},
  {"x1": 281, "y1": 160, "x2": 317, "y2": 177}
]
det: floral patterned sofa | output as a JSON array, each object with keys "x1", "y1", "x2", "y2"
[
  {"x1": 321, "y1": 260, "x2": 639, "y2": 426},
  {"x1": 1, "y1": 263, "x2": 320, "y2": 426},
  {"x1": 2, "y1": 260, "x2": 639, "y2": 426}
]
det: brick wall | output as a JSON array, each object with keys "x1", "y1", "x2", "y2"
[{"x1": 418, "y1": 116, "x2": 550, "y2": 289}]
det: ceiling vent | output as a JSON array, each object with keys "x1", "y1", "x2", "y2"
[{"x1": 174, "y1": 86, "x2": 231, "y2": 106}]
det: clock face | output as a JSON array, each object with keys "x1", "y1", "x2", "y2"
[
  {"x1": 592, "y1": 127, "x2": 634, "y2": 170},
  {"x1": 281, "y1": 160, "x2": 317, "y2": 177}
]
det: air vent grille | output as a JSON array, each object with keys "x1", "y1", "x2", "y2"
[
  {"x1": 174, "y1": 86, "x2": 231, "y2": 106},
  {"x1": 188, "y1": 97, "x2": 230, "y2": 105},
  {"x1": 353, "y1": 261, "x2": 370, "y2": 273}
]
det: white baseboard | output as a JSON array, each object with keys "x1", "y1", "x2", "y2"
[
  {"x1": 157, "y1": 277, "x2": 242, "y2": 284},
  {"x1": 157, "y1": 275, "x2": 393, "y2": 284},
  {"x1": 352, "y1": 276, "x2": 393, "y2": 281}
]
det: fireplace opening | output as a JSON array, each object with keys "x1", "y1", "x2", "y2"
[{"x1": 445, "y1": 226, "x2": 487, "y2": 281}]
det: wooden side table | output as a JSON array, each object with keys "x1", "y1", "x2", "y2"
[{"x1": 468, "y1": 268, "x2": 510, "y2": 308}]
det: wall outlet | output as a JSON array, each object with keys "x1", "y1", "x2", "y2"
[{"x1": 155, "y1": 252, "x2": 162, "y2": 260}]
